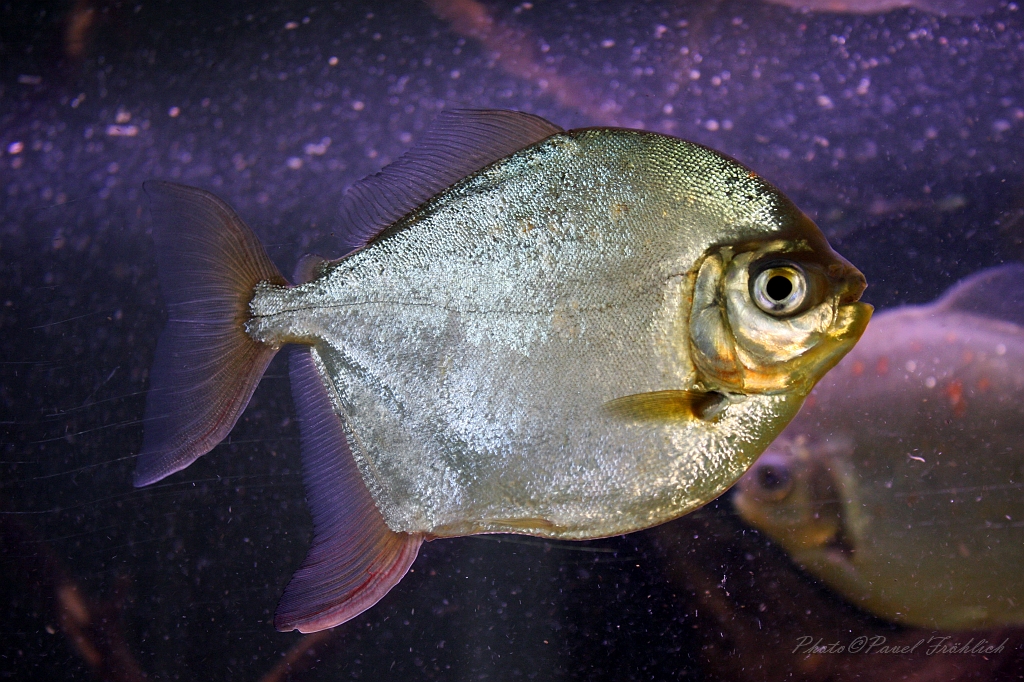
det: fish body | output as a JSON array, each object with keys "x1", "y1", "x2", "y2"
[
  {"x1": 246, "y1": 127, "x2": 864, "y2": 540},
  {"x1": 735, "y1": 265, "x2": 1024, "y2": 630},
  {"x1": 134, "y1": 110, "x2": 869, "y2": 631}
]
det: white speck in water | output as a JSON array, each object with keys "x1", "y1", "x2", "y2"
[
  {"x1": 286, "y1": 157, "x2": 303, "y2": 170},
  {"x1": 925, "y1": 376, "x2": 937, "y2": 388},
  {"x1": 993, "y1": 119, "x2": 1012, "y2": 133},
  {"x1": 997, "y1": 343, "x2": 1007, "y2": 355},
  {"x1": 704, "y1": 119, "x2": 720, "y2": 132},
  {"x1": 284, "y1": 21, "x2": 299, "y2": 30},
  {"x1": 601, "y1": 39, "x2": 615, "y2": 48},
  {"x1": 105, "y1": 125, "x2": 138, "y2": 137},
  {"x1": 7, "y1": 141, "x2": 24, "y2": 154},
  {"x1": 816, "y1": 95, "x2": 835, "y2": 109},
  {"x1": 168, "y1": 106, "x2": 181, "y2": 117},
  {"x1": 304, "y1": 137, "x2": 331, "y2": 156},
  {"x1": 352, "y1": 100, "x2": 365, "y2": 111},
  {"x1": 328, "y1": 56, "x2": 338, "y2": 66},
  {"x1": 905, "y1": 360, "x2": 917, "y2": 372}
]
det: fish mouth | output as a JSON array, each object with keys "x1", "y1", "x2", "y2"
[
  {"x1": 775, "y1": 298, "x2": 871, "y2": 398},
  {"x1": 834, "y1": 301, "x2": 873, "y2": 343},
  {"x1": 830, "y1": 259, "x2": 872, "y2": 343},
  {"x1": 813, "y1": 239, "x2": 867, "y2": 324},
  {"x1": 827, "y1": 259, "x2": 867, "y2": 306}
]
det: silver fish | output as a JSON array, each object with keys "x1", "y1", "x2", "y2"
[
  {"x1": 134, "y1": 110, "x2": 870, "y2": 632},
  {"x1": 735, "y1": 264, "x2": 1024, "y2": 630}
]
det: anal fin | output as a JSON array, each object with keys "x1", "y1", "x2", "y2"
[{"x1": 276, "y1": 348, "x2": 423, "y2": 633}]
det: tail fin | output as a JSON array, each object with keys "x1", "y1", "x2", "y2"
[{"x1": 134, "y1": 182, "x2": 287, "y2": 487}]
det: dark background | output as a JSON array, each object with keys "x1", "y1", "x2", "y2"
[{"x1": 2, "y1": 0, "x2": 1023, "y2": 679}]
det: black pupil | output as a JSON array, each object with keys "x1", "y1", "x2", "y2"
[
  {"x1": 765, "y1": 274, "x2": 793, "y2": 302},
  {"x1": 757, "y1": 464, "x2": 789, "y2": 491}
]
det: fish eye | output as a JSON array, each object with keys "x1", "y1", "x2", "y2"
[
  {"x1": 750, "y1": 261, "x2": 809, "y2": 317},
  {"x1": 753, "y1": 461, "x2": 793, "y2": 501}
]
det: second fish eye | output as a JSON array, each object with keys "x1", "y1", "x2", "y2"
[
  {"x1": 754, "y1": 462, "x2": 793, "y2": 501},
  {"x1": 751, "y1": 262, "x2": 808, "y2": 317}
]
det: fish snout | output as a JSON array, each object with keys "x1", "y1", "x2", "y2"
[{"x1": 828, "y1": 261, "x2": 867, "y2": 305}]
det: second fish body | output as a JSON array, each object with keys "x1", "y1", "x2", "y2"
[{"x1": 736, "y1": 265, "x2": 1024, "y2": 630}]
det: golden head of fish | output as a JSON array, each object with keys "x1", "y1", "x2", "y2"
[{"x1": 687, "y1": 232, "x2": 869, "y2": 399}]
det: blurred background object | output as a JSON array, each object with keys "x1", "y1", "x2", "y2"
[{"x1": 735, "y1": 265, "x2": 1024, "y2": 630}]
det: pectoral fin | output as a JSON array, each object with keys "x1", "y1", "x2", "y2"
[
  {"x1": 275, "y1": 348, "x2": 423, "y2": 633},
  {"x1": 601, "y1": 390, "x2": 725, "y2": 422}
]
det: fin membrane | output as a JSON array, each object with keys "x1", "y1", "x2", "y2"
[
  {"x1": 134, "y1": 182, "x2": 287, "y2": 487},
  {"x1": 934, "y1": 263, "x2": 1024, "y2": 326},
  {"x1": 276, "y1": 348, "x2": 423, "y2": 633},
  {"x1": 337, "y1": 109, "x2": 562, "y2": 253},
  {"x1": 602, "y1": 390, "x2": 724, "y2": 422}
]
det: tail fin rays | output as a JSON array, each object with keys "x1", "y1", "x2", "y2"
[{"x1": 134, "y1": 182, "x2": 287, "y2": 487}]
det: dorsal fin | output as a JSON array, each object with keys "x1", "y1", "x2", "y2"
[
  {"x1": 933, "y1": 263, "x2": 1024, "y2": 326},
  {"x1": 335, "y1": 109, "x2": 562, "y2": 253}
]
